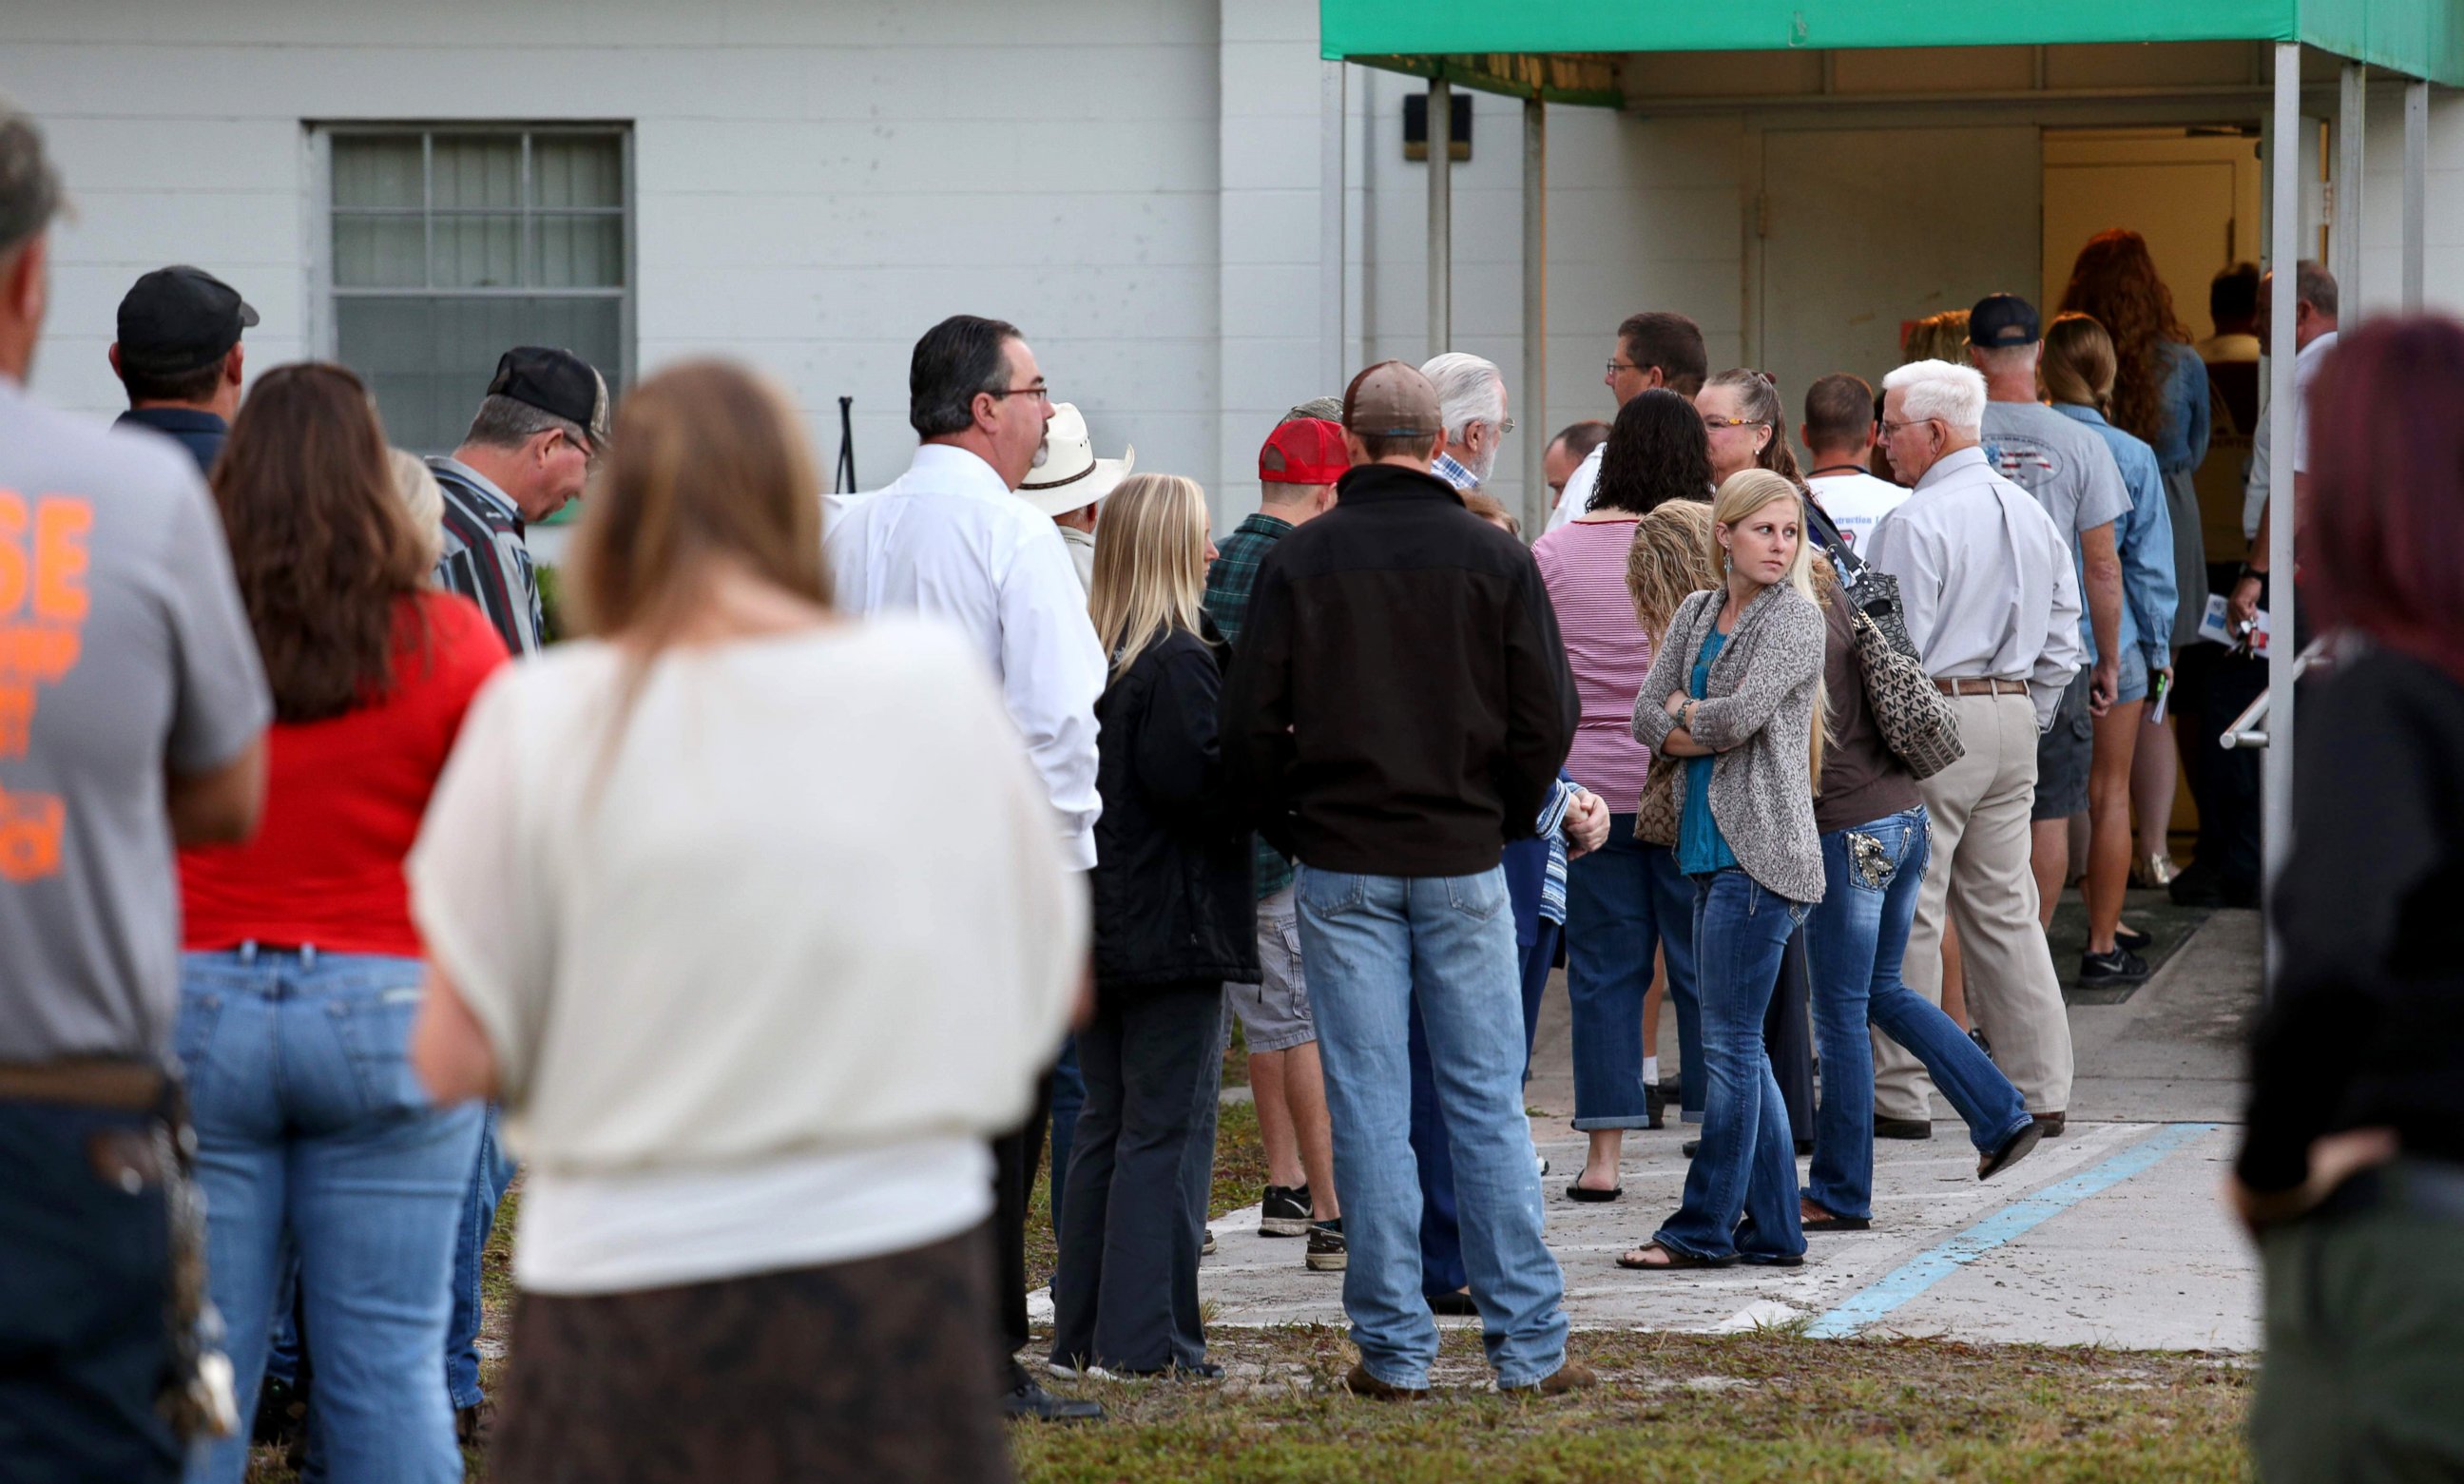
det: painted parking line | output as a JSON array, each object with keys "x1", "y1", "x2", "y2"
[{"x1": 1804, "y1": 1121, "x2": 2223, "y2": 1339}]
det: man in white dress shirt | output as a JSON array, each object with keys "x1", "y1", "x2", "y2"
[
  {"x1": 1863, "y1": 359, "x2": 2086, "y2": 1140},
  {"x1": 1542, "y1": 311, "x2": 1707, "y2": 532},
  {"x1": 822, "y1": 314, "x2": 1107, "y2": 1423}
]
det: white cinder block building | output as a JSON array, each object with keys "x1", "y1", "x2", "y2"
[{"x1": 9, "y1": 0, "x2": 2461, "y2": 551}]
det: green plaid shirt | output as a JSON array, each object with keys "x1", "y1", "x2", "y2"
[{"x1": 1204, "y1": 511, "x2": 1298, "y2": 899}]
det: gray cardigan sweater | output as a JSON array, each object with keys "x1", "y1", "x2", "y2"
[{"x1": 1631, "y1": 584, "x2": 1828, "y2": 903}]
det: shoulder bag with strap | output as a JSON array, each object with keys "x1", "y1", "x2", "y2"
[{"x1": 1803, "y1": 493, "x2": 1965, "y2": 780}]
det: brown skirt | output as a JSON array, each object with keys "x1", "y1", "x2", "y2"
[{"x1": 489, "y1": 1224, "x2": 1011, "y2": 1484}]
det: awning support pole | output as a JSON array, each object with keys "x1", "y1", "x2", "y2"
[
  {"x1": 1521, "y1": 96, "x2": 1548, "y2": 538},
  {"x1": 2262, "y1": 42, "x2": 2300, "y2": 987},
  {"x1": 2404, "y1": 80, "x2": 2429, "y2": 313},
  {"x1": 2335, "y1": 62, "x2": 2365, "y2": 319},
  {"x1": 1321, "y1": 61, "x2": 1348, "y2": 395},
  {"x1": 1427, "y1": 77, "x2": 1452, "y2": 358}
]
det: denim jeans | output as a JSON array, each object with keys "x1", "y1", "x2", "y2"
[
  {"x1": 1804, "y1": 809, "x2": 2033, "y2": 1220},
  {"x1": 0, "y1": 1100, "x2": 183, "y2": 1484},
  {"x1": 175, "y1": 947, "x2": 482, "y2": 1484},
  {"x1": 1566, "y1": 825, "x2": 1701, "y2": 1127},
  {"x1": 447, "y1": 1105, "x2": 517, "y2": 1413},
  {"x1": 1653, "y1": 871, "x2": 1807, "y2": 1263},
  {"x1": 1295, "y1": 865, "x2": 1569, "y2": 1390}
]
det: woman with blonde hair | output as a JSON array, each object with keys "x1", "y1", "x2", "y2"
[
  {"x1": 1052, "y1": 472, "x2": 1259, "y2": 1379},
  {"x1": 1619, "y1": 469, "x2": 1827, "y2": 1271},
  {"x1": 2040, "y1": 312, "x2": 2178, "y2": 986},
  {"x1": 408, "y1": 360, "x2": 1082, "y2": 1482}
]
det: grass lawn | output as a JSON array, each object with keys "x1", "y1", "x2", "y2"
[{"x1": 249, "y1": 1077, "x2": 2255, "y2": 1481}]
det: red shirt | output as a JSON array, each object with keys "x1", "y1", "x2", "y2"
[{"x1": 181, "y1": 592, "x2": 509, "y2": 957}]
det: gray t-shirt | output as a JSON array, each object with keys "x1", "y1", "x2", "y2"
[
  {"x1": 1979, "y1": 400, "x2": 2132, "y2": 553},
  {"x1": 0, "y1": 379, "x2": 270, "y2": 1064}
]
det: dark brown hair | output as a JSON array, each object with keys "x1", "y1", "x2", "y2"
[
  {"x1": 211, "y1": 363, "x2": 432, "y2": 723},
  {"x1": 2040, "y1": 312, "x2": 2119, "y2": 414},
  {"x1": 2304, "y1": 317, "x2": 2464, "y2": 682},
  {"x1": 1802, "y1": 373, "x2": 1876, "y2": 451},
  {"x1": 2058, "y1": 229, "x2": 2191, "y2": 449},
  {"x1": 1618, "y1": 312, "x2": 1708, "y2": 396},
  {"x1": 567, "y1": 359, "x2": 830, "y2": 645}
]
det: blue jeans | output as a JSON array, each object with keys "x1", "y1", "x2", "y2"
[
  {"x1": 446, "y1": 1106, "x2": 517, "y2": 1412},
  {"x1": 1804, "y1": 809, "x2": 2033, "y2": 1220},
  {"x1": 1653, "y1": 872, "x2": 1807, "y2": 1263},
  {"x1": 175, "y1": 948, "x2": 481, "y2": 1484},
  {"x1": 1296, "y1": 866, "x2": 1568, "y2": 1390},
  {"x1": 0, "y1": 1100, "x2": 183, "y2": 1484},
  {"x1": 1566, "y1": 824, "x2": 1700, "y2": 1127}
]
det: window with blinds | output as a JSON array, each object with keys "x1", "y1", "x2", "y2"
[{"x1": 325, "y1": 127, "x2": 628, "y2": 458}]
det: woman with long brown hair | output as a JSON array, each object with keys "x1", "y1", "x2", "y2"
[
  {"x1": 408, "y1": 361, "x2": 1083, "y2": 1482},
  {"x1": 2058, "y1": 229, "x2": 2210, "y2": 885},
  {"x1": 174, "y1": 362, "x2": 507, "y2": 1484}
]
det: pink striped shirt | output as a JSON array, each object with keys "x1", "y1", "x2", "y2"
[{"x1": 1533, "y1": 516, "x2": 1655, "y2": 812}]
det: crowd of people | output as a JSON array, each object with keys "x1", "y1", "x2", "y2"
[{"x1": 7, "y1": 89, "x2": 2463, "y2": 1484}]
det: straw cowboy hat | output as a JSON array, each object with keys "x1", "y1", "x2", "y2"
[{"x1": 1017, "y1": 402, "x2": 1134, "y2": 516}]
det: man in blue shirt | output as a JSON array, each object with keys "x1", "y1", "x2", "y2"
[{"x1": 107, "y1": 265, "x2": 255, "y2": 473}]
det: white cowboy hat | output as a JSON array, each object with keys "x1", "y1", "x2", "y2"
[{"x1": 1017, "y1": 402, "x2": 1134, "y2": 516}]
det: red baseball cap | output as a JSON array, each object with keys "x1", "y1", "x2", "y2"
[{"x1": 1259, "y1": 417, "x2": 1350, "y2": 485}]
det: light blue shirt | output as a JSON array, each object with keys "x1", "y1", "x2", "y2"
[{"x1": 2050, "y1": 402, "x2": 2179, "y2": 673}]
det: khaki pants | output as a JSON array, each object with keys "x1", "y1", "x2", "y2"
[{"x1": 1873, "y1": 692, "x2": 2075, "y2": 1119}]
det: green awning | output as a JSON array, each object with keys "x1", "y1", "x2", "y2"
[{"x1": 1322, "y1": 0, "x2": 2464, "y2": 87}]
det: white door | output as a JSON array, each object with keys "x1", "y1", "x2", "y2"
[{"x1": 1758, "y1": 125, "x2": 2042, "y2": 417}]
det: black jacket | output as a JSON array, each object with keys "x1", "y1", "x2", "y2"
[
  {"x1": 2237, "y1": 646, "x2": 2464, "y2": 1194},
  {"x1": 1221, "y1": 461, "x2": 1577, "y2": 877},
  {"x1": 1092, "y1": 625, "x2": 1261, "y2": 991}
]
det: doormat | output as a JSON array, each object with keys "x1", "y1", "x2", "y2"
[{"x1": 2048, "y1": 887, "x2": 2215, "y2": 1005}]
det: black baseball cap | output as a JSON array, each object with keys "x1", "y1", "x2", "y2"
[
  {"x1": 487, "y1": 346, "x2": 612, "y2": 450},
  {"x1": 1968, "y1": 294, "x2": 2041, "y2": 348},
  {"x1": 115, "y1": 266, "x2": 258, "y2": 376}
]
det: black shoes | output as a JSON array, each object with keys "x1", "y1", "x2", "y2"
[
  {"x1": 1259, "y1": 1183, "x2": 1313, "y2": 1237},
  {"x1": 1005, "y1": 1379, "x2": 1105, "y2": 1422},
  {"x1": 1874, "y1": 1116, "x2": 1934, "y2": 1141},
  {"x1": 1645, "y1": 1082, "x2": 1667, "y2": 1130},
  {"x1": 1305, "y1": 1219, "x2": 1347, "y2": 1271},
  {"x1": 1427, "y1": 1288, "x2": 1479, "y2": 1316},
  {"x1": 2168, "y1": 865, "x2": 2259, "y2": 909},
  {"x1": 2080, "y1": 945, "x2": 2151, "y2": 985},
  {"x1": 1681, "y1": 1138, "x2": 1701, "y2": 1159},
  {"x1": 1978, "y1": 1118, "x2": 2046, "y2": 1181},
  {"x1": 2113, "y1": 922, "x2": 2153, "y2": 953},
  {"x1": 2033, "y1": 1110, "x2": 2068, "y2": 1139}
]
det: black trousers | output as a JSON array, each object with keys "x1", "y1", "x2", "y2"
[
  {"x1": 991, "y1": 1069, "x2": 1054, "y2": 1392},
  {"x1": 2172, "y1": 563, "x2": 2267, "y2": 896},
  {"x1": 1766, "y1": 924, "x2": 1817, "y2": 1144},
  {"x1": 1049, "y1": 980, "x2": 1223, "y2": 1374}
]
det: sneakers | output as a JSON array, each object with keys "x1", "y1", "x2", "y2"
[
  {"x1": 1259, "y1": 1184, "x2": 1313, "y2": 1238},
  {"x1": 1202, "y1": 1229, "x2": 1218, "y2": 1257},
  {"x1": 1305, "y1": 1219, "x2": 1347, "y2": 1271},
  {"x1": 2080, "y1": 945, "x2": 2151, "y2": 985}
]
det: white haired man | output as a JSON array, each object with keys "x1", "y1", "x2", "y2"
[
  {"x1": 1420, "y1": 351, "x2": 1511, "y2": 491},
  {"x1": 1863, "y1": 359, "x2": 2085, "y2": 1141}
]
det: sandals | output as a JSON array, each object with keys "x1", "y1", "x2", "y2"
[
  {"x1": 1978, "y1": 1118, "x2": 2047, "y2": 1182},
  {"x1": 1799, "y1": 1203, "x2": 1871, "y2": 1233},
  {"x1": 1615, "y1": 1242, "x2": 1737, "y2": 1271},
  {"x1": 1566, "y1": 1172, "x2": 1624, "y2": 1203}
]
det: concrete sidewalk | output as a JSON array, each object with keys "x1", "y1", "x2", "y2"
[{"x1": 1188, "y1": 905, "x2": 2265, "y2": 1352}]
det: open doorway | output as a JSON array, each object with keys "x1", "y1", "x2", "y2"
[{"x1": 2041, "y1": 126, "x2": 2262, "y2": 346}]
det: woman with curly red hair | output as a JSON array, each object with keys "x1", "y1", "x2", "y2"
[{"x1": 2058, "y1": 229, "x2": 2209, "y2": 888}]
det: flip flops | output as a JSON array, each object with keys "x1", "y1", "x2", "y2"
[{"x1": 1615, "y1": 1243, "x2": 1736, "y2": 1271}]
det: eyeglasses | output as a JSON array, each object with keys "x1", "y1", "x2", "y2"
[
  {"x1": 983, "y1": 382, "x2": 1052, "y2": 404},
  {"x1": 1879, "y1": 416, "x2": 1940, "y2": 437},
  {"x1": 1482, "y1": 415, "x2": 1518, "y2": 436},
  {"x1": 1701, "y1": 415, "x2": 1765, "y2": 432},
  {"x1": 1605, "y1": 359, "x2": 1639, "y2": 377}
]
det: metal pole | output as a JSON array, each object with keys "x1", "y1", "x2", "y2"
[
  {"x1": 1427, "y1": 76, "x2": 1452, "y2": 359},
  {"x1": 2334, "y1": 62, "x2": 2365, "y2": 321},
  {"x1": 2404, "y1": 80, "x2": 2429, "y2": 313},
  {"x1": 1521, "y1": 96, "x2": 1548, "y2": 538},
  {"x1": 1320, "y1": 61, "x2": 1347, "y2": 396},
  {"x1": 2262, "y1": 43, "x2": 2300, "y2": 981}
]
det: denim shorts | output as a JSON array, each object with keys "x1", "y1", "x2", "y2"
[
  {"x1": 2114, "y1": 643, "x2": 2150, "y2": 704},
  {"x1": 1228, "y1": 885, "x2": 1315, "y2": 1052},
  {"x1": 2031, "y1": 669, "x2": 2094, "y2": 820}
]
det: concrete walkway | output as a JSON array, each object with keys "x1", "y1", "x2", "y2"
[{"x1": 1190, "y1": 906, "x2": 2264, "y2": 1352}]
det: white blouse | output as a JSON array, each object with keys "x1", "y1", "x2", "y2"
[{"x1": 410, "y1": 614, "x2": 1084, "y2": 1187}]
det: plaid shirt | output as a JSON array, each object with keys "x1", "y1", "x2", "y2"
[
  {"x1": 1433, "y1": 451, "x2": 1478, "y2": 491},
  {"x1": 1203, "y1": 511, "x2": 1298, "y2": 899}
]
